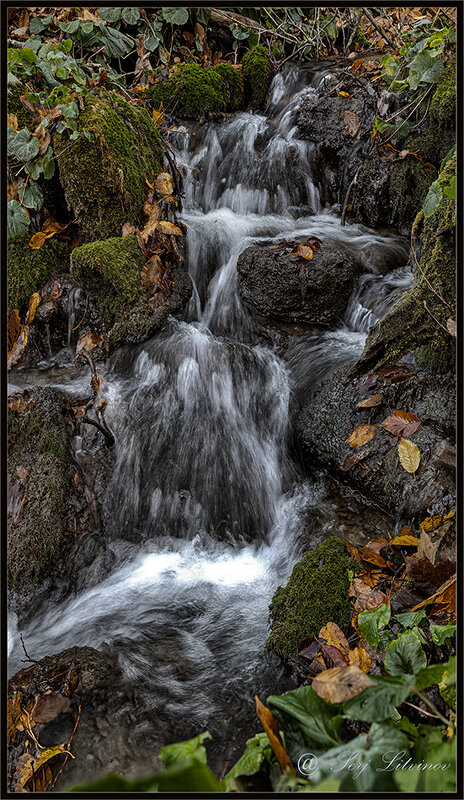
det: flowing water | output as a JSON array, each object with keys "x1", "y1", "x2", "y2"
[{"x1": 8, "y1": 65, "x2": 410, "y2": 779}]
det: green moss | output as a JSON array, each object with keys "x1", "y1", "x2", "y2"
[
  {"x1": 7, "y1": 83, "x2": 34, "y2": 130},
  {"x1": 8, "y1": 234, "x2": 69, "y2": 315},
  {"x1": 54, "y1": 89, "x2": 164, "y2": 243},
  {"x1": 242, "y1": 44, "x2": 271, "y2": 108},
  {"x1": 213, "y1": 63, "x2": 244, "y2": 111},
  {"x1": 267, "y1": 537, "x2": 356, "y2": 659},
  {"x1": 149, "y1": 63, "x2": 228, "y2": 118},
  {"x1": 70, "y1": 236, "x2": 156, "y2": 347},
  {"x1": 389, "y1": 159, "x2": 436, "y2": 229},
  {"x1": 430, "y1": 62, "x2": 456, "y2": 127},
  {"x1": 352, "y1": 154, "x2": 456, "y2": 375},
  {"x1": 404, "y1": 63, "x2": 456, "y2": 166}
]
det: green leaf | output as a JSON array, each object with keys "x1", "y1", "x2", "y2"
[
  {"x1": 60, "y1": 101, "x2": 79, "y2": 119},
  {"x1": 374, "y1": 116, "x2": 410, "y2": 139},
  {"x1": 159, "y1": 732, "x2": 211, "y2": 769},
  {"x1": 408, "y1": 49, "x2": 444, "y2": 90},
  {"x1": 98, "y1": 25, "x2": 133, "y2": 58},
  {"x1": 8, "y1": 200, "x2": 30, "y2": 237},
  {"x1": 29, "y1": 14, "x2": 53, "y2": 34},
  {"x1": 384, "y1": 630, "x2": 427, "y2": 677},
  {"x1": 9, "y1": 129, "x2": 40, "y2": 162},
  {"x1": 430, "y1": 623, "x2": 456, "y2": 646},
  {"x1": 423, "y1": 180, "x2": 443, "y2": 218},
  {"x1": 145, "y1": 33, "x2": 162, "y2": 51},
  {"x1": 21, "y1": 180, "x2": 44, "y2": 210},
  {"x1": 443, "y1": 175, "x2": 456, "y2": 201},
  {"x1": 58, "y1": 20, "x2": 80, "y2": 34},
  {"x1": 80, "y1": 20, "x2": 94, "y2": 35},
  {"x1": 161, "y1": 7, "x2": 189, "y2": 25},
  {"x1": 122, "y1": 7, "x2": 140, "y2": 25},
  {"x1": 415, "y1": 662, "x2": 449, "y2": 690},
  {"x1": 267, "y1": 685, "x2": 343, "y2": 757},
  {"x1": 395, "y1": 609, "x2": 427, "y2": 628},
  {"x1": 42, "y1": 149, "x2": 55, "y2": 179},
  {"x1": 343, "y1": 675, "x2": 411, "y2": 722},
  {"x1": 63, "y1": 38, "x2": 73, "y2": 52},
  {"x1": 70, "y1": 761, "x2": 224, "y2": 793},
  {"x1": 224, "y1": 733, "x2": 273, "y2": 785},
  {"x1": 97, "y1": 7, "x2": 122, "y2": 23},
  {"x1": 306, "y1": 723, "x2": 411, "y2": 793},
  {"x1": 440, "y1": 144, "x2": 456, "y2": 172},
  {"x1": 358, "y1": 603, "x2": 391, "y2": 645},
  {"x1": 394, "y1": 734, "x2": 456, "y2": 792},
  {"x1": 25, "y1": 157, "x2": 43, "y2": 180},
  {"x1": 232, "y1": 28, "x2": 250, "y2": 40},
  {"x1": 197, "y1": 8, "x2": 211, "y2": 25},
  {"x1": 439, "y1": 657, "x2": 456, "y2": 710}
]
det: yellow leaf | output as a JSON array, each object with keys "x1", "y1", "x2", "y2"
[
  {"x1": 390, "y1": 534, "x2": 419, "y2": 546},
  {"x1": 338, "y1": 91, "x2": 351, "y2": 97},
  {"x1": 16, "y1": 745, "x2": 70, "y2": 790},
  {"x1": 8, "y1": 326, "x2": 29, "y2": 371},
  {"x1": 294, "y1": 244, "x2": 314, "y2": 261},
  {"x1": 318, "y1": 622, "x2": 349, "y2": 658},
  {"x1": 76, "y1": 331, "x2": 102, "y2": 357},
  {"x1": 357, "y1": 394, "x2": 382, "y2": 408},
  {"x1": 29, "y1": 231, "x2": 48, "y2": 250},
  {"x1": 420, "y1": 515, "x2": 445, "y2": 532},
  {"x1": 312, "y1": 666, "x2": 374, "y2": 704},
  {"x1": 152, "y1": 108, "x2": 165, "y2": 128},
  {"x1": 157, "y1": 220, "x2": 183, "y2": 236},
  {"x1": 8, "y1": 113, "x2": 18, "y2": 132},
  {"x1": 348, "y1": 646, "x2": 372, "y2": 673},
  {"x1": 398, "y1": 437, "x2": 421, "y2": 474},
  {"x1": 26, "y1": 291, "x2": 41, "y2": 324},
  {"x1": 154, "y1": 172, "x2": 174, "y2": 197},
  {"x1": 347, "y1": 424, "x2": 378, "y2": 448},
  {"x1": 255, "y1": 696, "x2": 295, "y2": 775},
  {"x1": 122, "y1": 222, "x2": 138, "y2": 237}
]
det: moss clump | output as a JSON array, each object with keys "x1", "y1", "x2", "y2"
[
  {"x1": 430, "y1": 62, "x2": 456, "y2": 128},
  {"x1": 8, "y1": 393, "x2": 71, "y2": 589},
  {"x1": 8, "y1": 234, "x2": 69, "y2": 315},
  {"x1": 267, "y1": 537, "x2": 356, "y2": 659},
  {"x1": 149, "y1": 63, "x2": 229, "y2": 118},
  {"x1": 389, "y1": 159, "x2": 436, "y2": 229},
  {"x1": 213, "y1": 63, "x2": 244, "y2": 111},
  {"x1": 54, "y1": 89, "x2": 164, "y2": 243},
  {"x1": 352, "y1": 154, "x2": 456, "y2": 375},
  {"x1": 7, "y1": 83, "x2": 34, "y2": 131},
  {"x1": 242, "y1": 44, "x2": 271, "y2": 108},
  {"x1": 404, "y1": 63, "x2": 456, "y2": 167}
]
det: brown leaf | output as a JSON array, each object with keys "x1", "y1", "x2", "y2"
[
  {"x1": 342, "y1": 110, "x2": 361, "y2": 138},
  {"x1": 26, "y1": 291, "x2": 41, "y2": 324},
  {"x1": 39, "y1": 130, "x2": 51, "y2": 155},
  {"x1": 122, "y1": 222, "x2": 138, "y2": 237},
  {"x1": 255, "y1": 696, "x2": 295, "y2": 775},
  {"x1": 347, "y1": 424, "x2": 378, "y2": 448},
  {"x1": 8, "y1": 692, "x2": 23, "y2": 744},
  {"x1": 381, "y1": 410, "x2": 421, "y2": 437},
  {"x1": 364, "y1": 538, "x2": 388, "y2": 556},
  {"x1": 141, "y1": 254, "x2": 164, "y2": 291},
  {"x1": 154, "y1": 172, "x2": 174, "y2": 197},
  {"x1": 71, "y1": 405, "x2": 87, "y2": 422},
  {"x1": 16, "y1": 466, "x2": 29, "y2": 485},
  {"x1": 8, "y1": 326, "x2": 29, "y2": 370},
  {"x1": 417, "y1": 529, "x2": 441, "y2": 565},
  {"x1": 8, "y1": 113, "x2": 19, "y2": 132},
  {"x1": 313, "y1": 666, "x2": 374, "y2": 704},
  {"x1": 29, "y1": 231, "x2": 48, "y2": 250},
  {"x1": 349, "y1": 578, "x2": 389, "y2": 612},
  {"x1": 75, "y1": 332, "x2": 102, "y2": 358},
  {"x1": 8, "y1": 310, "x2": 22, "y2": 351},
  {"x1": 152, "y1": 108, "x2": 165, "y2": 128},
  {"x1": 339, "y1": 447, "x2": 370, "y2": 471},
  {"x1": 15, "y1": 745, "x2": 68, "y2": 792},
  {"x1": 410, "y1": 575, "x2": 456, "y2": 619},
  {"x1": 403, "y1": 553, "x2": 455, "y2": 601},
  {"x1": 318, "y1": 622, "x2": 349, "y2": 657},
  {"x1": 294, "y1": 244, "x2": 314, "y2": 261},
  {"x1": 157, "y1": 220, "x2": 183, "y2": 236},
  {"x1": 137, "y1": 33, "x2": 145, "y2": 57},
  {"x1": 446, "y1": 318, "x2": 456, "y2": 337},
  {"x1": 348, "y1": 646, "x2": 372, "y2": 673},
  {"x1": 320, "y1": 643, "x2": 349, "y2": 668},
  {"x1": 376, "y1": 364, "x2": 406, "y2": 376},
  {"x1": 8, "y1": 395, "x2": 35, "y2": 414},
  {"x1": 30, "y1": 691, "x2": 71, "y2": 724},
  {"x1": 390, "y1": 533, "x2": 419, "y2": 547},
  {"x1": 389, "y1": 372, "x2": 414, "y2": 383},
  {"x1": 357, "y1": 394, "x2": 382, "y2": 408}
]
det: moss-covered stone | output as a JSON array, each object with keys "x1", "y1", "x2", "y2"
[
  {"x1": 352, "y1": 154, "x2": 456, "y2": 375},
  {"x1": 404, "y1": 63, "x2": 456, "y2": 167},
  {"x1": 8, "y1": 391, "x2": 71, "y2": 589},
  {"x1": 54, "y1": 89, "x2": 164, "y2": 243},
  {"x1": 430, "y1": 62, "x2": 456, "y2": 128},
  {"x1": 242, "y1": 44, "x2": 271, "y2": 108},
  {"x1": 213, "y1": 62, "x2": 244, "y2": 111},
  {"x1": 389, "y1": 159, "x2": 436, "y2": 229},
  {"x1": 8, "y1": 234, "x2": 69, "y2": 315},
  {"x1": 7, "y1": 83, "x2": 34, "y2": 131},
  {"x1": 149, "y1": 63, "x2": 228, "y2": 118},
  {"x1": 267, "y1": 537, "x2": 356, "y2": 659}
]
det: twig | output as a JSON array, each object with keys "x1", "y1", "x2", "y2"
[
  {"x1": 48, "y1": 701, "x2": 81, "y2": 791},
  {"x1": 403, "y1": 700, "x2": 442, "y2": 720},
  {"x1": 341, "y1": 165, "x2": 362, "y2": 226},
  {"x1": 19, "y1": 633, "x2": 38, "y2": 664},
  {"x1": 423, "y1": 300, "x2": 450, "y2": 334},
  {"x1": 82, "y1": 415, "x2": 115, "y2": 446},
  {"x1": 412, "y1": 686, "x2": 450, "y2": 727},
  {"x1": 362, "y1": 7, "x2": 396, "y2": 49}
]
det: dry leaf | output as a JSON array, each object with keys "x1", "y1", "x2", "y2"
[
  {"x1": 398, "y1": 437, "x2": 421, "y2": 474},
  {"x1": 390, "y1": 533, "x2": 419, "y2": 547},
  {"x1": 26, "y1": 291, "x2": 41, "y2": 324},
  {"x1": 294, "y1": 244, "x2": 314, "y2": 261},
  {"x1": 8, "y1": 113, "x2": 19, "y2": 132},
  {"x1": 357, "y1": 394, "x2": 382, "y2": 408},
  {"x1": 16, "y1": 466, "x2": 29, "y2": 485},
  {"x1": 255, "y1": 696, "x2": 295, "y2": 775},
  {"x1": 75, "y1": 331, "x2": 102, "y2": 358},
  {"x1": 338, "y1": 91, "x2": 351, "y2": 97},
  {"x1": 339, "y1": 448, "x2": 370, "y2": 471},
  {"x1": 347, "y1": 424, "x2": 378, "y2": 448},
  {"x1": 420, "y1": 515, "x2": 447, "y2": 533},
  {"x1": 29, "y1": 231, "x2": 48, "y2": 250},
  {"x1": 157, "y1": 220, "x2": 183, "y2": 236},
  {"x1": 349, "y1": 578, "x2": 389, "y2": 612},
  {"x1": 342, "y1": 110, "x2": 361, "y2": 138},
  {"x1": 381, "y1": 410, "x2": 421, "y2": 438},
  {"x1": 122, "y1": 222, "x2": 138, "y2": 237},
  {"x1": 31, "y1": 691, "x2": 71, "y2": 724},
  {"x1": 312, "y1": 666, "x2": 374, "y2": 704},
  {"x1": 71, "y1": 405, "x2": 87, "y2": 422},
  {"x1": 15, "y1": 745, "x2": 69, "y2": 791},
  {"x1": 417, "y1": 530, "x2": 441, "y2": 565},
  {"x1": 318, "y1": 622, "x2": 349, "y2": 658},
  {"x1": 446, "y1": 318, "x2": 456, "y2": 336},
  {"x1": 8, "y1": 326, "x2": 29, "y2": 370},
  {"x1": 8, "y1": 310, "x2": 22, "y2": 351},
  {"x1": 348, "y1": 646, "x2": 372, "y2": 672},
  {"x1": 411, "y1": 575, "x2": 456, "y2": 619},
  {"x1": 154, "y1": 172, "x2": 174, "y2": 197}
]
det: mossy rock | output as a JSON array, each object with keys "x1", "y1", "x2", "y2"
[
  {"x1": 8, "y1": 234, "x2": 69, "y2": 316},
  {"x1": 7, "y1": 83, "x2": 34, "y2": 131},
  {"x1": 8, "y1": 390, "x2": 72, "y2": 590},
  {"x1": 267, "y1": 537, "x2": 356, "y2": 659},
  {"x1": 149, "y1": 62, "x2": 243, "y2": 118},
  {"x1": 352, "y1": 154, "x2": 456, "y2": 375},
  {"x1": 54, "y1": 89, "x2": 164, "y2": 243},
  {"x1": 404, "y1": 63, "x2": 456, "y2": 167},
  {"x1": 242, "y1": 44, "x2": 271, "y2": 108},
  {"x1": 389, "y1": 158, "x2": 436, "y2": 229}
]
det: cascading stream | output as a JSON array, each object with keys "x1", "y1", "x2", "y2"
[{"x1": 8, "y1": 64, "x2": 410, "y2": 774}]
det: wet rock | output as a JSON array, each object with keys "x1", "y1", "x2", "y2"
[
  {"x1": 242, "y1": 44, "x2": 272, "y2": 108},
  {"x1": 237, "y1": 242, "x2": 359, "y2": 328},
  {"x1": 8, "y1": 234, "x2": 69, "y2": 317},
  {"x1": 295, "y1": 366, "x2": 455, "y2": 519},
  {"x1": 149, "y1": 62, "x2": 244, "y2": 118}
]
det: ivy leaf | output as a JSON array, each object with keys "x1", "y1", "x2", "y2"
[
  {"x1": 407, "y1": 49, "x2": 444, "y2": 90},
  {"x1": 98, "y1": 26, "x2": 133, "y2": 57},
  {"x1": 9, "y1": 129, "x2": 40, "y2": 162},
  {"x1": 197, "y1": 8, "x2": 212, "y2": 25},
  {"x1": 97, "y1": 7, "x2": 122, "y2": 23},
  {"x1": 58, "y1": 20, "x2": 80, "y2": 34},
  {"x1": 121, "y1": 7, "x2": 140, "y2": 25},
  {"x1": 42, "y1": 149, "x2": 55, "y2": 179},
  {"x1": 21, "y1": 180, "x2": 44, "y2": 210},
  {"x1": 29, "y1": 13, "x2": 53, "y2": 34},
  {"x1": 357, "y1": 603, "x2": 391, "y2": 645},
  {"x1": 384, "y1": 630, "x2": 427, "y2": 677},
  {"x1": 145, "y1": 33, "x2": 162, "y2": 51},
  {"x1": 8, "y1": 200, "x2": 30, "y2": 237},
  {"x1": 423, "y1": 180, "x2": 443, "y2": 218},
  {"x1": 161, "y1": 7, "x2": 189, "y2": 25}
]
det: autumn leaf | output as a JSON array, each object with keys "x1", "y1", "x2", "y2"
[
  {"x1": 154, "y1": 172, "x2": 174, "y2": 197},
  {"x1": 390, "y1": 533, "x2": 419, "y2": 547},
  {"x1": 141, "y1": 254, "x2": 164, "y2": 291},
  {"x1": 294, "y1": 244, "x2": 314, "y2": 261},
  {"x1": 157, "y1": 220, "x2": 183, "y2": 236},
  {"x1": 8, "y1": 310, "x2": 22, "y2": 351},
  {"x1": 152, "y1": 108, "x2": 165, "y2": 128},
  {"x1": 26, "y1": 291, "x2": 41, "y2": 324},
  {"x1": 313, "y1": 666, "x2": 374, "y2": 704},
  {"x1": 381, "y1": 410, "x2": 421, "y2": 437},
  {"x1": 347, "y1": 424, "x2": 378, "y2": 448},
  {"x1": 122, "y1": 222, "x2": 138, "y2": 237},
  {"x1": 8, "y1": 113, "x2": 19, "y2": 132},
  {"x1": 446, "y1": 318, "x2": 456, "y2": 336},
  {"x1": 75, "y1": 331, "x2": 102, "y2": 358},
  {"x1": 348, "y1": 646, "x2": 372, "y2": 673},
  {"x1": 398, "y1": 437, "x2": 421, "y2": 474},
  {"x1": 338, "y1": 91, "x2": 351, "y2": 98},
  {"x1": 357, "y1": 394, "x2": 382, "y2": 408},
  {"x1": 318, "y1": 622, "x2": 350, "y2": 658},
  {"x1": 255, "y1": 696, "x2": 295, "y2": 776},
  {"x1": 349, "y1": 578, "x2": 389, "y2": 613},
  {"x1": 8, "y1": 395, "x2": 35, "y2": 414},
  {"x1": 420, "y1": 514, "x2": 451, "y2": 532},
  {"x1": 339, "y1": 448, "x2": 370, "y2": 471},
  {"x1": 411, "y1": 575, "x2": 456, "y2": 619},
  {"x1": 342, "y1": 110, "x2": 361, "y2": 138},
  {"x1": 8, "y1": 326, "x2": 29, "y2": 370},
  {"x1": 417, "y1": 529, "x2": 443, "y2": 565},
  {"x1": 71, "y1": 405, "x2": 87, "y2": 422},
  {"x1": 15, "y1": 745, "x2": 70, "y2": 791},
  {"x1": 29, "y1": 231, "x2": 48, "y2": 250},
  {"x1": 30, "y1": 691, "x2": 71, "y2": 724}
]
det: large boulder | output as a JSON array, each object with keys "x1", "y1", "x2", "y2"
[
  {"x1": 8, "y1": 234, "x2": 69, "y2": 316},
  {"x1": 237, "y1": 242, "x2": 359, "y2": 328},
  {"x1": 149, "y1": 62, "x2": 244, "y2": 119}
]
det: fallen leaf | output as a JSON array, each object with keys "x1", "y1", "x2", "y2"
[
  {"x1": 318, "y1": 622, "x2": 349, "y2": 658},
  {"x1": 347, "y1": 424, "x2": 378, "y2": 448},
  {"x1": 26, "y1": 291, "x2": 41, "y2": 324},
  {"x1": 8, "y1": 326, "x2": 29, "y2": 370},
  {"x1": 398, "y1": 437, "x2": 421, "y2": 474},
  {"x1": 255, "y1": 696, "x2": 295, "y2": 775},
  {"x1": 420, "y1": 515, "x2": 446, "y2": 533},
  {"x1": 16, "y1": 466, "x2": 29, "y2": 485},
  {"x1": 390, "y1": 372, "x2": 414, "y2": 383},
  {"x1": 157, "y1": 220, "x2": 183, "y2": 236},
  {"x1": 154, "y1": 172, "x2": 174, "y2": 197},
  {"x1": 446, "y1": 318, "x2": 456, "y2": 337},
  {"x1": 8, "y1": 310, "x2": 22, "y2": 351},
  {"x1": 75, "y1": 331, "x2": 102, "y2": 358},
  {"x1": 338, "y1": 91, "x2": 351, "y2": 98},
  {"x1": 390, "y1": 533, "x2": 419, "y2": 547},
  {"x1": 15, "y1": 745, "x2": 69, "y2": 792},
  {"x1": 410, "y1": 575, "x2": 456, "y2": 619},
  {"x1": 342, "y1": 110, "x2": 361, "y2": 138},
  {"x1": 312, "y1": 666, "x2": 374, "y2": 704},
  {"x1": 381, "y1": 410, "x2": 421, "y2": 437},
  {"x1": 71, "y1": 405, "x2": 86, "y2": 422},
  {"x1": 376, "y1": 364, "x2": 405, "y2": 376},
  {"x1": 348, "y1": 646, "x2": 372, "y2": 672},
  {"x1": 417, "y1": 529, "x2": 441, "y2": 565},
  {"x1": 8, "y1": 395, "x2": 35, "y2": 414},
  {"x1": 357, "y1": 394, "x2": 382, "y2": 408},
  {"x1": 364, "y1": 538, "x2": 388, "y2": 556},
  {"x1": 29, "y1": 231, "x2": 48, "y2": 250},
  {"x1": 294, "y1": 244, "x2": 314, "y2": 261},
  {"x1": 320, "y1": 643, "x2": 349, "y2": 668},
  {"x1": 30, "y1": 691, "x2": 71, "y2": 724},
  {"x1": 8, "y1": 113, "x2": 19, "y2": 132},
  {"x1": 350, "y1": 578, "x2": 389, "y2": 612},
  {"x1": 122, "y1": 222, "x2": 138, "y2": 237},
  {"x1": 339, "y1": 448, "x2": 370, "y2": 471}
]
